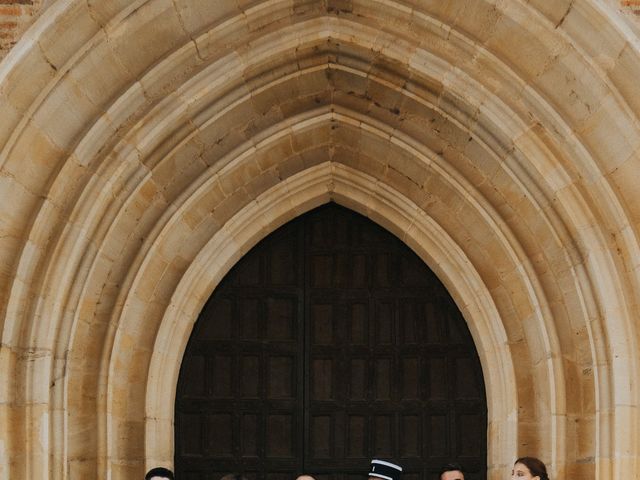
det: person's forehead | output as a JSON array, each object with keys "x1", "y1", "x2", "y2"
[
  {"x1": 441, "y1": 471, "x2": 464, "y2": 480},
  {"x1": 149, "y1": 477, "x2": 170, "y2": 480}
]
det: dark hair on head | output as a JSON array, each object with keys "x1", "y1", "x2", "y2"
[
  {"x1": 439, "y1": 463, "x2": 464, "y2": 476},
  {"x1": 145, "y1": 467, "x2": 175, "y2": 480},
  {"x1": 220, "y1": 473, "x2": 249, "y2": 480},
  {"x1": 515, "y1": 457, "x2": 549, "y2": 480}
]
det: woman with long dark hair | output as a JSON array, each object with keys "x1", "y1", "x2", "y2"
[{"x1": 511, "y1": 457, "x2": 549, "y2": 480}]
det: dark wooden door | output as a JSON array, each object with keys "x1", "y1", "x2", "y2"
[{"x1": 175, "y1": 204, "x2": 486, "y2": 480}]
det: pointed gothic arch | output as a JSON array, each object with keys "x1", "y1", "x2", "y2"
[{"x1": 0, "y1": 2, "x2": 638, "y2": 480}]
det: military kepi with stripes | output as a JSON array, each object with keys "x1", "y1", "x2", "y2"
[{"x1": 368, "y1": 459, "x2": 403, "y2": 480}]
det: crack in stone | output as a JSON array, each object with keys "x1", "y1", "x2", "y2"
[{"x1": 555, "y1": 0, "x2": 574, "y2": 29}]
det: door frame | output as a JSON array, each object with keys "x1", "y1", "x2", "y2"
[{"x1": 144, "y1": 164, "x2": 517, "y2": 477}]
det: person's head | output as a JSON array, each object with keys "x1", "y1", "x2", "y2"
[
  {"x1": 220, "y1": 474, "x2": 249, "y2": 480},
  {"x1": 368, "y1": 459, "x2": 403, "y2": 480},
  {"x1": 511, "y1": 457, "x2": 549, "y2": 480},
  {"x1": 145, "y1": 467, "x2": 174, "y2": 480},
  {"x1": 296, "y1": 475, "x2": 317, "y2": 480},
  {"x1": 439, "y1": 463, "x2": 464, "y2": 480}
]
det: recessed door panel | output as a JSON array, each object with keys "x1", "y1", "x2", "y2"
[{"x1": 176, "y1": 204, "x2": 487, "y2": 480}]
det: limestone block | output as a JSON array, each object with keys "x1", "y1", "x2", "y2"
[
  {"x1": 294, "y1": 68, "x2": 331, "y2": 98},
  {"x1": 19, "y1": 350, "x2": 52, "y2": 404},
  {"x1": 103, "y1": 0, "x2": 189, "y2": 80},
  {"x1": 245, "y1": 168, "x2": 281, "y2": 199},
  {"x1": 180, "y1": 62, "x2": 250, "y2": 131},
  {"x1": 357, "y1": 128, "x2": 392, "y2": 165},
  {"x1": 564, "y1": 461, "x2": 594, "y2": 479},
  {"x1": 534, "y1": 49, "x2": 609, "y2": 128},
  {"x1": 0, "y1": 346, "x2": 15, "y2": 403},
  {"x1": 292, "y1": 0, "x2": 327, "y2": 18},
  {"x1": 331, "y1": 84, "x2": 371, "y2": 116},
  {"x1": 86, "y1": 0, "x2": 139, "y2": 27},
  {"x1": 510, "y1": 372, "x2": 541, "y2": 424},
  {"x1": 460, "y1": 232, "x2": 504, "y2": 288},
  {"x1": 330, "y1": 146, "x2": 378, "y2": 181},
  {"x1": 173, "y1": 0, "x2": 241, "y2": 37},
  {"x1": 395, "y1": 110, "x2": 447, "y2": 155},
  {"x1": 275, "y1": 153, "x2": 306, "y2": 180},
  {"x1": 111, "y1": 462, "x2": 143, "y2": 480},
  {"x1": 219, "y1": 158, "x2": 261, "y2": 198},
  {"x1": 199, "y1": 108, "x2": 253, "y2": 164},
  {"x1": 8, "y1": 404, "x2": 29, "y2": 472},
  {"x1": 292, "y1": 121, "x2": 331, "y2": 152},
  {"x1": 364, "y1": 83, "x2": 406, "y2": 128},
  {"x1": 608, "y1": 41, "x2": 640, "y2": 115},
  {"x1": 490, "y1": 284, "x2": 522, "y2": 340},
  {"x1": 67, "y1": 32, "x2": 134, "y2": 109},
  {"x1": 294, "y1": 41, "x2": 333, "y2": 73},
  {"x1": 606, "y1": 150, "x2": 640, "y2": 224},
  {"x1": 0, "y1": 404, "x2": 8, "y2": 479},
  {"x1": 485, "y1": 8, "x2": 568, "y2": 81},
  {"x1": 211, "y1": 188, "x2": 251, "y2": 225},
  {"x1": 449, "y1": 0, "x2": 505, "y2": 46},
  {"x1": 239, "y1": 0, "x2": 296, "y2": 38},
  {"x1": 546, "y1": 295, "x2": 573, "y2": 346},
  {"x1": 0, "y1": 41, "x2": 56, "y2": 113},
  {"x1": 0, "y1": 171, "x2": 39, "y2": 237},
  {"x1": 32, "y1": 76, "x2": 103, "y2": 151},
  {"x1": 45, "y1": 157, "x2": 92, "y2": 212},
  {"x1": 526, "y1": 0, "x2": 574, "y2": 27},
  {"x1": 26, "y1": 403, "x2": 50, "y2": 460},
  {"x1": 383, "y1": 164, "x2": 429, "y2": 212},
  {"x1": 300, "y1": 145, "x2": 331, "y2": 169},
  {"x1": 194, "y1": 12, "x2": 250, "y2": 60},
  {"x1": 134, "y1": 255, "x2": 169, "y2": 303},
  {"x1": 614, "y1": 405, "x2": 639, "y2": 456},
  {"x1": 242, "y1": 54, "x2": 301, "y2": 94},
  {"x1": 37, "y1": 0, "x2": 102, "y2": 69},
  {"x1": 68, "y1": 457, "x2": 98, "y2": 480},
  {"x1": 153, "y1": 143, "x2": 207, "y2": 203},
  {"x1": 139, "y1": 41, "x2": 206, "y2": 105},
  {"x1": 576, "y1": 414, "x2": 596, "y2": 458},
  {"x1": 560, "y1": 1, "x2": 626, "y2": 70},
  {"x1": 503, "y1": 271, "x2": 537, "y2": 325},
  {"x1": 452, "y1": 204, "x2": 487, "y2": 246},
  {"x1": 402, "y1": 0, "x2": 464, "y2": 28},
  {"x1": 578, "y1": 94, "x2": 640, "y2": 175},
  {"x1": 602, "y1": 452, "x2": 638, "y2": 478},
  {"x1": 262, "y1": 70, "x2": 301, "y2": 111},
  {"x1": 387, "y1": 144, "x2": 432, "y2": 190},
  {"x1": 6, "y1": 124, "x2": 66, "y2": 201},
  {"x1": 144, "y1": 416, "x2": 174, "y2": 464},
  {"x1": 0, "y1": 95, "x2": 20, "y2": 148},
  {"x1": 115, "y1": 419, "x2": 145, "y2": 458},
  {"x1": 329, "y1": 58, "x2": 368, "y2": 90},
  {"x1": 254, "y1": 135, "x2": 295, "y2": 171},
  {"x1": 181, "y1": 179, "x2": 226, "y2": 228},
  {"x1": 244, "y1": 97, "x2": 285, "y2": 138}
]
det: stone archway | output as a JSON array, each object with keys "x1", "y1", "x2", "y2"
[
  {"x1": 174, "y1": 202, "x2": 490, "y2": 479},
  {"x1": 0, "y1": 2, "x2": 639, "y2": 480}
]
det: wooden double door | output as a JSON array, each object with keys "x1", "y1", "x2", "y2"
[{"x1": 175, "y1": 204, "x2": 486, "y2": 480}]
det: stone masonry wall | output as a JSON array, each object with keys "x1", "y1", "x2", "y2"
[{"x1": 1, "y1": 1, "x2": 640, "y2": 479}]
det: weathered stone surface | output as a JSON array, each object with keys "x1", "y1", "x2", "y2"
[{"x1": 0, "y1": 1, "x2": 639, "y2": 479}]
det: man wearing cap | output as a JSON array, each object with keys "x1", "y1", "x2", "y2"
[
  {"x1": 145, "y1": 467, "x2": 174, "y2": 480},
  {"x1": 438, "y1": 463, "x2": 464, "y2": 480},
  {"x1": 368, "y1": 459, "x2": 403, "y2": 480}
]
